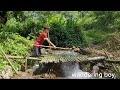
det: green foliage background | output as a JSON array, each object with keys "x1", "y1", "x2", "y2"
[{"x1": 0, "y1": 11, "x2": 120, "y2": 72}]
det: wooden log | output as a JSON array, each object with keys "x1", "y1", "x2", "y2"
[
  {"x1": 79, "y1": 56, "x2": 106, "y2": 63},
  {"x1": 0, "y1": 55, "x2": 42, "y2": 61},
  {"x1": 106, "y1": 59, "x2": 120, "y2": 63},
  {"x1": 87, "y1": 56, "x2": 106, "y2": 61}
]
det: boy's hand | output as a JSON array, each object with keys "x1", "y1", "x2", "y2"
[{"x1": 53, "y1": 45, "x2": 56, "y2": 48}]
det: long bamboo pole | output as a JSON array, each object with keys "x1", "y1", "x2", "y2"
[
  {"x1": 0, "y1": 46, "x2": 18, "y2": 74},
  {"x1": 0, "y1": 55, "x2": 42, "y2": 61},
  {"x1": 34, "y1": 45, "x2": 73, "y2": 50}
]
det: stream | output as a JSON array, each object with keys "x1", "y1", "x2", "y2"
[
  {"x1": 61, "y1": 62, "x2": 93, "y2": 79},
  {"x1": 30, "y1": 50, "x2": 115, "y2": 79},
  {"x1": 59, "y1": 51, "x2": 93, "y2": 79}
]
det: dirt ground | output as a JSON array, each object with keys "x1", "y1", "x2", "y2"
[{"x1": 12, "y1": 71, "x2": 63, "y2": 79}]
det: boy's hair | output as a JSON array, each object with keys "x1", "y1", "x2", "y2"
[{"x1": 44, "y1": 26, "x2": 50, "y2": 30}]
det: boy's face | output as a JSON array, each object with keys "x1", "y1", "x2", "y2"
[{"x1": 45, "y1": 29, "x2": 49, "y2": 33}]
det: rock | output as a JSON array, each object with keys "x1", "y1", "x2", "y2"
[
  {"x1": 32, "y1": 64, "x2": 40, "y2": 75},
  {"x1": 1, "y1": 65, "x2": 13, "y2": 79},
  {"x1": 97, "y1": 63, "x2": 107, "y2": 69},
  {"x1": 2, "y1": 70, "x2": 10, "y2": 79},
  {"x1": 92, "y1": 65, "x2": 99, "y2": 73},
  {"x1": 6, "y1": 66, "x2": 13, "y2": 77},
  {"x1": 97, "y1": 63, "x2": 103, "y2": 67},
  {"x1": 45, "y1": 73, "x2": 49, "y2": 77},
  {"x1": 0, "y1": 75, "x2": 2, "y2": 79}
]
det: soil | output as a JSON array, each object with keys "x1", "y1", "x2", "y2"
[{"x1": 12, "y1": 71, "x2": 63, "y2": 79}]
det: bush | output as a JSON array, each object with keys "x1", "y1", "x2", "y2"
[
  {"x1": 0, "y1": 32, "x2": 34, "y2": 56},
  {"x1": 49, "y1": 18, "x2": 88, "y2": 48},
  {"x1": 0, "y1": 59, "x2": 8, "y2": 73},
  {"x1": 0, "y1": 32, "x2": 34, "y2": 72},
  {"x1": 102, "y1": 32, "x2": 120, "y2": 50},
  {"x1": 85, "y1": 30, "x2": 106, "y2": 45}
]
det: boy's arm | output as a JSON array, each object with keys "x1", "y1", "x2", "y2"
[{"x1": 44, "y1": 38, "x2": 56, "y2": 47}]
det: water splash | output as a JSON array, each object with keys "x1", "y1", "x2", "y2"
[
  {"x1": 61, "y1": 62, "x2": 93, "y2": 79},
  {"x1": 60, "y1": 51, "x2": 93, "y2": 79}
]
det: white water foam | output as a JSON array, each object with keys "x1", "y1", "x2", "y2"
[{"x1": 61, "y1": 62, "x2": 93, "y2": 79}]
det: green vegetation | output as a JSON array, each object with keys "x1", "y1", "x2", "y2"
[{"x1": 0, "y1": 11, "x2": 120, "y2": 72}]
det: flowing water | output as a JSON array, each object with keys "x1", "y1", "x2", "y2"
[
  {"x1": 33, "y1": 50, "x2": 93, "y2": 79},
  {"x1": 61, "y1": 62, "x2": 93, "y2": 79},
  {"x1": 60, "y1": 51, "x2": 93, "y2": 79}
]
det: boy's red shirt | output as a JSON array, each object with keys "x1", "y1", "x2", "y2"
[{"x1": 34, "y1": 32, "x2": 47, "y2": 48}]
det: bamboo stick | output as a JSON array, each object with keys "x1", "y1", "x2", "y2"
[
  {"x1": 25, "y1": 57, "x2": 27, "y2": 71},
  {"x1": 0, "y1": 55, "x2": 42, "y2": 61},
  {"x1": 106, "y1": 59, "x2": 120, "y2": 63},
  {"x1": 87, "y1": 56, "x2": 106, "y2": 61},
  {"x1": 0, "y1": 46, "x2": 18, "y2": 74},
  {"x1": 34, "y1": 45, "x2": 73, "y2": 50}
]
